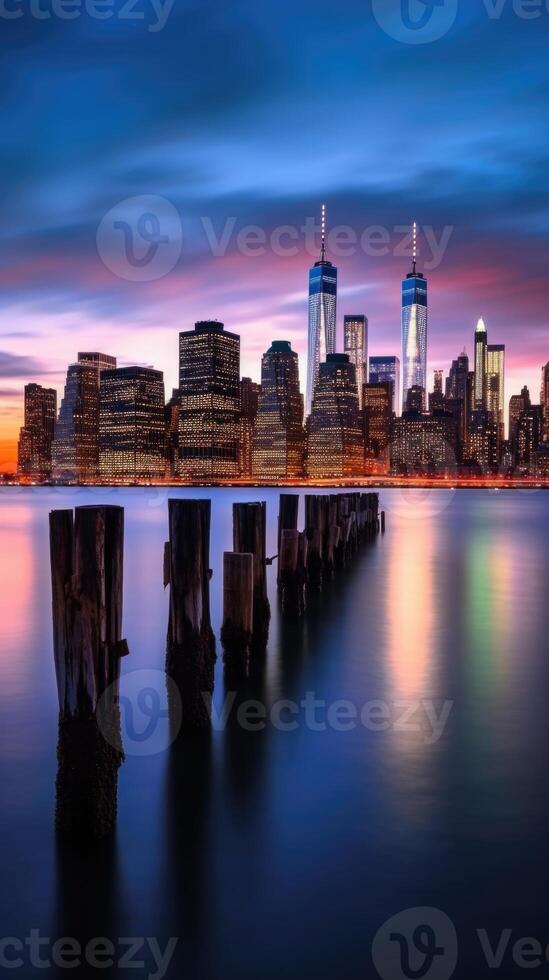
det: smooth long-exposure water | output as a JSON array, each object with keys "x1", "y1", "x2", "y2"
[{"x1": 0, "y1": 487, "x2": 548, "y2": 979}]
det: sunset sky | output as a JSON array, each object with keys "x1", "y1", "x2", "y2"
[{"x1": 1, "y1": 0, "x2": 548, "y2": 469}]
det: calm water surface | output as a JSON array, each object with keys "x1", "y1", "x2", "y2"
[{"x1": 0, "y1": 487, "x2": 548, "y2": 979}]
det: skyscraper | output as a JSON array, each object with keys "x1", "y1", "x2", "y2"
[
  {"x1": 52, "y1": 360, "x2": 103, "y2": 482},
  {"x1": 344, "y1": 316, "x2": 368, "y2": 409},
  {"x1": 466, "y1": 408, "x2": 499, "y2": 474},
  {"x1": 363, "y1": 382, "x2": 392, "y2": 475},
  {"x1": 401, "y1": 223, "x2": 428, "y2": 411},
  {"x1": 445, "y1": 350, "x2": 470, "y2": 459},
  {"x1": 239, "y1": 377, "x2": 261, "y2": 478},
  {"x1": 509, "y1": 386, "x2": 531, "y2": 462},
  {"x1": 307, "y1": 354, "x2": 363, "y2": 479},
  {"x1": 17, "y1": 383, "x2": 57, "y2": 480},
  {"x1": 541, "y1": 362, "x2": 549, "y2": 442},
  {"x1": 252, "y1": 341, "x2": 304, "y2": 480},
  {"x1": 369, "y1": 355, "x2": 400, "y2": 414},
  {"x1": 78, "y1": 352, "x2": 117, "y2": 374},
  {"x1": 178, "y1": 320, "x2": 240, "y2": 481},
  {"x1": 474, "y1": 317, "x2": 488, "y2": 409},
  {"x1": 306, "y1": 205, "x2": 337, "y2": 417},
  {"x1": 516, "y1": 404, "x2": 543, "y2": 474},
  {"x1": 99, "y1": 366, "x2": 165, "y2": 480},
  {"x1": 486, "y1": 343, "x2": 505, "y2": 444},
  {"x1": 165, "y1": 388, "x2": 182, "y2": 479},
  {"x1": 429, "y1": 370, "x2": 445, "y2": 413}
]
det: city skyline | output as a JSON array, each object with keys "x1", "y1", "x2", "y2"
[{"x1": 1, "y1": 232, "x2": 547, "y2": 472}]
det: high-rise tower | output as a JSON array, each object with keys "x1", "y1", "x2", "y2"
[
  {"x1": 541, "y1": 362, "x2": 549, "y2": 442},
  {"x1": 401, "y1": 222, "x2": 428, "y2": 412},
  {"x1": 344, "y1": 315, "x2": 368, "y2": 409},
  {"x1": 474, "y1": 317, "x2": 488, "y2": 409},
  {"x1": 369, "y1": 356, "x2": 400, "y2": 415},
  {"x1": 306, "y1": 205, "x2": 337, "y2": 417},
  {"x1": 17, "y1": 383, "x2": 57, "y2": 480},
  {"x1": 177, "y1": 320, "x2": 241, "y2": 480},
  {"x1": 252, "y1": 341, "x2": 304, "y2": 480},
  {"x1": 307, "y1": 354, "x2": 363, "y2": 479},
  {"x1": 486, "y1": 343, "x2": 505, "y2": 444}
]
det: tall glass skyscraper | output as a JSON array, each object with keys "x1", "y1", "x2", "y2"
[
  {"x1": 486, "y1": 343, "x2": 505, "y2": 441},
  {"x1": 542, "y1": 362, "x2": 549, "y2": 442},
  {"x1": 306, "y1": 206, "x2": 337, "y2": 417},
  {"x1": 401, "y1": 227, "x2": 427, "y2": 412},
  {"x1": 474, "y1": 317, "x2": 488, "y2": 409},
  {"x1": 344, "y1": 315, "x2": 368, "y2": 409}
]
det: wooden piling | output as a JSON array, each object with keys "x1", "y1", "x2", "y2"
[
  {"x1": 233, "y1": 502, "x2": 271, "y2": 651},
  {"x1": 325, "y1": 524, "x2": 340, "y2": 578},
  {"x1": 221, "y1": 552, "x2": 254, "y2": 677},
  {"x1": 381, "y1": 510, "x2": 386, "y2": 533},
  {"x1": 304, "y1": 494, "x2": 323, "y2": 589},
  {"x1": 279, "y1": 528, "x2": 306, "y2": 615},
  {"x1": 166, "y1": 499, "x2": 216, "y2": 731},
  {"x1": 50, "y1": 505, "x2": 126, "y2": 841},
  {"x1": 277, "y1": 494, "x2": 299, "y2": 582}
]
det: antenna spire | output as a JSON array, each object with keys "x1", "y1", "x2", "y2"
[
  {"x1": 320, "y1": 204, "x2": 327, "y2": 262},
  {"x1": 412, "y1": 220, "x2": 417, "y2": 274}
]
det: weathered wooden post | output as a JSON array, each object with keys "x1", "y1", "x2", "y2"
[
  {"x1": 166, "y1": 499, "x2": 216, "y2": 731},
  {"x1": 277, "y1": 494, "x2": 299, "y2": 583},
  {"x1": 297, "y1": 531, "x2": 308, "y2": 607},
  {"x1": 305, "y1": 494, "x2": 323, "y2": 589},
  {"x1": 381, "y1": 510, "x2": 386, "y2": 533},
  {"x1": 50, "y1": 505, "x2": 126, "y2": 841},
  {"x1": 325, "y1": 524, "x2": 340, "y2": 578},
  {"x1": 279, "y1": 528, "x2": 307, "y2": 615},
  {"x1": 221, "y1": 552, "x2": 254, "y2": 678},
  {"x1": 233, "y1": 501, "x2": 271, "y2": 651},
  {"x1": 334, "y1": 495, "x2": 349, "y2": 568}
]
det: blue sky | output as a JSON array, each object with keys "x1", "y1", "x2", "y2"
[{"x1": 1, "y1": 0, "x2": 548, "y2": 463}]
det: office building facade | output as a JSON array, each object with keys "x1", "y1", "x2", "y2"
[
  {"x1": 178, "y1": 320, "x2": 241, "y2": 481},
  {"x1": 99, "y1": 366, "x2": 165, "y2": 480},
  {"x1": 369, "y1": 355, "x2": 400, "y2": 415},
  {"x1": 252, "y1": 341, "x2": 304, "y2": 480},
  {"x1": 17, "y1": 383, "x2": 57, "y2": 480},
  {"x1": 344, "y1": 315, "x2": 368, "y2": 409},
  {"x1": 307, "y1": 354, "x2": 363, "y2": 479}
]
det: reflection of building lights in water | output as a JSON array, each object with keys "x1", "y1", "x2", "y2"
[
  {"x1": 0, "y1": 504, "x2": 37, "y2": 693},
  {"x1": 466, "y1": 534, "x2": 513, "y2": 696},
  {"x1": 387, "y1": 518, "x2": 436, "y2": 701}
]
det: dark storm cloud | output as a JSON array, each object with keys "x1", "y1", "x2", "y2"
[{"x1": 0, "y1": 352, "x2": 51, "y2": 378}]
